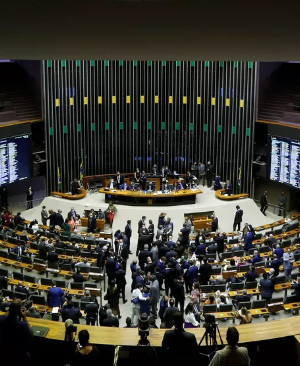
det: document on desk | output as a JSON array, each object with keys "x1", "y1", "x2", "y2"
[{"x1": 52, "y1": 307, "x2": 59, "y2": 314}]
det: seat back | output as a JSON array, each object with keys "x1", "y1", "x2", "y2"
[
  {"x1": 222, "y1": 252, "x2": 233, "y2": 259},
  {"x1": 0, "y1": 250, "x2": 8, "y2": 258},
  {"x1": 24, "y1": 275, "x2": 36, "y2": 283},
  {"x1": 219, "y1": 304, "x2": 233, "y2": 312},
  {"x1": 238, "y1": 301, "x2": 251, "y2": 310},
  {"x1": 231, "y1": 282, "x2": 244, "y2": 290},
  {"x1": 203, "y1": 304, "x2": 217, "y2": 313},
  {"x1": 71, "y1": 282, "x2": 83, "y2": 290},
  {"x1": 14, "y1": 291, "x2": 27, "y2": 300},
  {"x1": 13, "y1": 271, "x2": 23, "y2": 280},
  {"x1": 238, "y1": 265, "x2": 250, "y2": 272},
  {"x1": 30, "y1": 295, "x2": 46, "y2": 305},
  {"x1": 284, "y1": 295, "x2": 298, "y2": 304},
  {"x1": 252, "y1": 300, "x2": 266, "y2": 309},
  {"x1": 211, "y1": 267, "x2": 221, "y2": 275},
  {"x1": 245, "y1": 281, "x2": 257, "y2": 289}
]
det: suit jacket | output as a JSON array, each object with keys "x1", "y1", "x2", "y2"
[
  {"x1": 88, "y1": 216, "x2": 97, "y2": 231},
  {"x1": 199, "y1": 263, "x2": 212, "y2": 282},
  {"x1": 125, "y1": 224, "x2": 132, "y2": 238},
  {"x1": 138, "y1": 219, "x2": 146, "y2": 233},
  {"x1": 48, "y1": 252, "x2": 58, "y2": 263},
  {"x1": 162, "y1": 328, "x2": 198, "y2": 362},
  {"x1": 85, "y1": 303, "x2": 99, "y2": 320},
  {"x1": 48, "y1": 286, "x2": 64, "y2": 307},
  {"x1": 13, "y1": 245, "x2": 26, "y2": 257},
  {"x1": 234, "y1": 209, "x2": 243, "y2": 224},
  {"x1": 207, "y1": 244, "x2": 218, "y2": 254},
  {"x1": 116, "y1": 174, "x2": 124, "y2": 185},
  {"x1": 103, "y1": 315, "x2": 119, "y2": 327},
  {"x1": 72, "y1": 272, "x2": 84, "y2": 282},
  {"x1": 115, "y1": 270, "x2": 127, "y2": 286},
  {"x1": 138, "y1": 250, "x2": 153, "y2": 270},
  {"x1": 38, "y1": 242, "x2": 48, "y2": 260},
  {"x1": 139, "y1": 227, "x2": 149, "y2": 237},
  {"x1": 186, "y1": 265, "x2": 198, "y2": 283},
  {"x1": 224, "y1": 183, "x2": 233, "y2": 195},
  {"x1": 56, "y1": 213, "x2": 64, "y2": 227},
  {"x1": 145, "y1": 262, "x2": 156, "y2": 274},
  {"x1": 106, "y1": 257, "x2": 116, "y2": 277},
  {"x1": 172, "y1": 279, "x2": 185, "y2": 299},
  {"x1": 150, "y1": 280, "x2": 160, "y2": 304},
  {"x1": 61, "y1": 307, "x2": 81, "y2": 324},
  {"x1": 15, "y1": 286, "x2": 30, "y2": 298},
  {"x1": 107, "y1": 182, "x2": 117, "y2": 189},
  {"x1": 0, "y1": 276, "x2": 8, "y2": 290},
  {"x1": 260, "y1": 194, "x2": 268, "y2": 206},
  {"x1": 48, "y1": 213, "x2": 57, "y2": 227},
  {"x1": 164, "y1": 267, "x2": 176, "y2": 284},
  {"x1": 163, "y1": 306, "x2": 179, "y2": 328},
  {"x1": 260, "y1": 278, "x2": 273, "y2": 298}
]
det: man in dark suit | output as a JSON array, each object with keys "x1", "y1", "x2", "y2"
[
  {"x1": 233, "y1": 205, "x2": 243, "y2": 231},
  {"x1": 0, "y1": 275, "x2": 8, "y2": 290},
  {"x1": 116, "y1": 171, "x2": 124, "y2": 188},
  {"x1": 152, "y1": 164, "x2": 159, "y2": 175},
  {"x1": 207, "y1": 242, "x2": 218, "y2": 254},
  {"x1": 72, "y1": 267, "x2": 84, "y2": 282},
  {"x1": 71, "y1": 179, "x2": 80, "y2": 195},
  {"x1": 163, "y1": 298, "x2": 179, "y2": 328},
  {"x1": 180, "y1": 223, "x2": 190, "y2": 246},
  {"x1": 199, "y1": 257, "x2": 211, "y2": 285},
  {"x1": 61, "y1": 301, "x2": 81, "y2": 324},
  {"x1": 138, "y1": 244, "x2": 153, "y2": 270},
  {"x1": 125, "y1": 220, "x2": 132, "y2": 253},
  {"x1": 162, "y1": 312, "x2": 198, "y2": 363},
  {"x1": 138, "y1": 216, "x2": 147, "y2": 234},
  {"x1": 224, "y1": 180, "x2": 233, "y2": 195},
  {"x1": 47, "y1": 281, "x2": 65, "y2": 307},
  {"x1": 269, "y1": 254, "x2": 281, "y2": 276},
  {"x1": 164, "y1": 263, "x2": 176, "y2": 296},
  {"x1": 145, "y1": 257, "x2": 156, "y2": 274},
  {"x1": 115, "y1": 264, "x2": 127, "y2": 304},
  {"x1": 15, "y1": 281, "x2": 30, "y2": 298},
  {"x1": 232, "y1": 289, "x2": 251, "y2": 309},
  {"x1": 13, "y1": 243, "x2": 27, "y2": 260},
  {"x1": 211, "y1": 216, "x2": 219, "y2": 232},
  {"x1": 196, "y1": 241, "x2": 206, "y2": 256},
  {"x1": 206, "y1": 161, "x2": 214, "y2": 188},
  {"x1": 172, "y1": 276, "x2": 185, "y2": 311},
  {"x1": 47, "y1": 247, "x2": 59, "y2": 263},
  {"x1": 245, "y1": 266, "x2": 259, "y2": 282},
  {"x1": 105, "y1": 252, "x2": 116, "y2": 284},
  {"x1": 87, "y1": 213, "x2": 97, "y2": 233},
  {"x1": 103, "y1": 309, "x2": 119, "y2": 327},
  {"x1": 38, "y1": 239, "x2": 48, "y2": 261},
  {"x1": 56, "y1": 209, "x2": 64, "y2": 227},
  {"x1": 260, "y1": 191, "x2": 268, "y2": 216},
  {"x1": 84, "y1": 302, "x2": 99, "y2": 326},
  {"x1": 139, "y1": 224, "x2": 149, "y2": 237},
  {"x1": 107, "y1": 179, "x2": 117, "y2": 189}
]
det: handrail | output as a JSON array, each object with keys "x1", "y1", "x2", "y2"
[{"x1": 253, "y1": 199, "x2": 281, "y2": 214}]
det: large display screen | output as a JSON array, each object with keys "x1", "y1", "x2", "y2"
[
  {"x1": 270, "y1": 136, "x2": 300, "y2": 188},
  {"x1": 0, "y1": 134, "x2": 31, "y2": 185}
]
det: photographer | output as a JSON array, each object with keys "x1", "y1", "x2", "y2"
[
  {"x1": 72, "y1": 330, "x2": 100, "y2": 365},
  {"x1": 0, "y1": 299, "x2": 33, "y2": 365}
]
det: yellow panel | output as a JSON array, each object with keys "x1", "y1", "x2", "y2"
[
  {"x1": 226, "y1": 98, "x2": 230, "y2": 107},
  {"x1": 112, "y1": 96, "x2": 116, "y2": 104},
  {"x1": 55, "y1": 99, "x2": 60, "y2": 107},
  {"x1": 197, "y1": 97, "x2": 201, "y2": 105},
  {"x1": 98, "y1": 96, "x2": 102, "y2": 104},
  {"x1": 169, "y1": 96, "x2": 173, "y2": 104},
  {"x1": 155, "y1": 96, "x2": 159, "y2": 103},
  {"x1": 212, "y1": 97, "x2": 216, "y2": 105},
  {"x1": 84, "y1": 97, "x2": 88, "y2": 105},
  {"x1": 183, "y1": 96, "x2": 187, "y2": 104},
  {"x1": 240, "y1": 99, "x2": 244, "y2": 108},
  {"x1": 70, "y1": 98, "x2": 74, "y2": 106},
  {"x1": 126, "y1": 96, "x2": 131, "y2": 104},
  {"x1": 140, "y1": 95, "x2": 145, "y2": 103}
]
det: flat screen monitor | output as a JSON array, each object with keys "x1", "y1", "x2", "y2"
[
  {"x1": 270, "y1": 136, "x2": 300, "y2": 188},
  {"x1": 0, "y1": 134, "x2": 31, "y2": 185}
]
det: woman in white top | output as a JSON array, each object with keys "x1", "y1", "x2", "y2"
[{"x1": 184, "y1": 303, "x2": 199, "y2": 327}]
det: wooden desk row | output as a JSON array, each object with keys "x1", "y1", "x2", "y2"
[
  {"x1": 215, "y1": 189, "x2": 249, "y2": 201},
  {"x1": 51, "y1": 188, "x2": 87, "y2": 200}
]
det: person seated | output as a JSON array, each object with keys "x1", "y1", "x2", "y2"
[
  {"x1": 236, "y1": 307, "x2": 252, "y2": 324},
  {"x1": 204, "y1": 295, "x2": 216, "y2": 305},
  {"x1": 102, "y1": 308, "x2": 119, "y2": 327},
  {"x1": 177, "y1": 179, "x2": 184, "y2": 190},
  {"x1": 161, "y1": 182, "x2": 170, "y2": 191},
  {"x1": 107, "y1": 179, "x2": 117, "y2": 190},
  {"x1": 245, "y1": 266, "x2": 259, "y2": 282},
  {"x1": 237, "y1": 257, "x2": 247, "y2": 267},
  {"x1": 226, "y1": 273, "x2": 243, "y2": 289},
  {"x1": 224, "y1": 179, "x2": 233, "y2": 195},
  {"x1": 183, "y1": 303, "x2": 199, "y2": 327},
  {"x1": 249, "y1": 250, "x2": 261, "y2": 264},
  {"x1": 147, "y1": 181, "x2": 155, "y2": 192},
  {"x1": 232, "y1": 289, "x2": 251, "y2": 309},
  {"x1": 15, "y1": 281, "x2": 30, "y2": 298},
  {"x1": 232, "y1": 242, "x2": 244, "y2": 252},
  {"x1": 211, "y1": 215, "x2": 219, "y2": 232},
  {"x1": 273, "y1": 244, "x2": 284, "y2": 260},
  {"x1": 124, "y1": 317, "x2": 137, "y2": 328},
  {"x1": 13, "y1": 243, "x2": 27, "y2": 259},
  {"x1": 71, "y1": 178, "x2": 80, "y2": 195},
  {"x1": 120, "y1": 182, "x2": 130, "y2": 191},
  {"x1": 214, "y1": 174, "x2": 222, "y2": 191},
  {"x1": 223, "y1": 258, "x2": 236, "y2": 271},
  {"x1": 26, "y1": 305, "x2": 41, "y2": 319}
]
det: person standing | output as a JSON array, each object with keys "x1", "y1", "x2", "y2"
[
  {"x1": 283, "y1": 248, "x2": 295, "y2": 279},
  {"x1": 172, "y1": 276, "x2": 185, "y2": 312},
  {"x1": 106, "y1": 201, "x2": 117, "y2": 227},
  {"x1": 0, "y1": 187, "x2": 8, "y2": 209},
  {"x1": 71, "y1": 178, "x2": 80, "y2": 195},
  {"x1": 125, "y1": 220, "x2": 132, "y2": 253},
  {"x1": 116, "y1": 171, "x2": 124, "y2": 189},
  {"x1": 259, "y1": 272, "x2": 274, "y2": 305},
  {"x1": 47, "y1": 281, "x2": 65, "y2": 307},
  {"x1": 41, "y1": 205, "x2": 48, "y2": 226},
  {"x1": 260, "y1": 191, "x2": 268, "y2": 216},
  {"x1": 87, "y1": 212, "x2": 97, "y2": 233},
  {"x1": 233, "y1": 205, "x2": 243, "y2": 231},
  {"x1": 115, "y1": 264, "x2": 127, "y2": 304},
  {"x1": 279, "y1": 191, "x2": 287, "y2": 217},
  {"x1": 26, "y1": 185, "x2": 34, "y2": 209},
  {"x1": 149, "y1": 275, "x2": 160, "y2": 319},
  {"x1": 198, "y1": 161, "x2": 206, "y2": 185},
  {"x1": 206, "y1": 161, "x2": 214, "y2": 188},
  {"x1": 105, "y1": 280, "x2": 121, "y2": 319},
  {"x1": 131, "y1": 283, "x2": 150, "y2": 325},
  {"x1": 224, "y1": 180, "x2": 233, "y2": 195}
]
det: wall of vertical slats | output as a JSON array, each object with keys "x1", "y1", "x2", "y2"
[{"x1": 43, "y1": 60, "x2": 257, "y2": 194}]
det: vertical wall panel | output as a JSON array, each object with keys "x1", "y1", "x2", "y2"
[{"x1": 43, "y1": 61, "x2": 257, "y2": 194}]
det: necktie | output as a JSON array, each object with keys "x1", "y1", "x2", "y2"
[{"x1": 19, "y1": 247, "x2": 21, "y2": 257}]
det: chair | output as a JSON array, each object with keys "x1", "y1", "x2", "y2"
[
  {"x1": 55, "y1": 248, "x2": 64, "y2": 255},
  {"x1": 228, "y1": 239, "x2": 238, "y2": 244},
  {"x1": 255, "y1": 233, "x2": 263, "y2": 240},
  {"x1": 200, "y1": 285, "x2": 212, "y2": 293},
  {"x1": 265, "y1": 231, "x2": 273, "y2": 237},
  {"x1": 95, "y1": 176, "x2": 103, "y2": 188},
  {"x1": 252, "y1": 300, "x2": 266, "y2": 309},
  {"x1": 0, "y1": 250, "x2": 8, "y2": 258},
  {"x1": 270, "y1": 297, "x2": 283, "y2": 304},
  {"x1": 46, "y1": 232, "x2": 56, "y2": 239},
  {"x1": 80, "y1": 251, "x2": 91, "y2": 258},
  {"x1": 60, "y1": 235, "x2": 71, "y2": 242},
  {"x1": 24, "y1": 275, "x2": 36, "y2": 283},
  {"x1": 238, "y1": 265, "x2": 250, "y2": 272},
  {"x1": 273, "y1": 228, "x2": 282, "y2": 235},
  {"x1": 219, "y1": 304, "x2": 233, "y2": 312},
  {"x1": 2, "y1": 289, "x2": 14, "y2": 299},
  {"x1": 0, "y1": 268, "x2": 9, "y2": 277},
  {"x1": 254, "y1": 261, "x2": 265, "y2": 267},
  {"x1": 284, "y1": 295, "x2": 298, "y2": 304},
  {"x1": 294, "y1": 237, "x2": 300, "y2": 245},
  {"x1": 7, "y1": 237, "x2": 17, "y2": 244},
  {"x1": 213, "y1": 284, "x2": 226, "y2": 292},
  {"x1": 211, "y1": 267, "x2": 222, "y2": 275},
  {"x1": 0, "y1": 234, "x2": 5, "y2": 241},
  {"x1": 16, "y1": 225, "x2": 25, "y2": 231},
  {"x1": 80, "y1": 301, "x2": 94, "y2": 310},
  {"x1": 71, "y1": 237, "x2": 84, "y2": 243},
  {"x1": 233, "y1": 250, "x2": 245, "y2": 257},
  {"x1": 21, "y1": 255, "x2": 32, "y2": 264},
  {"x1": 258, "y1": 247, "x2": 271, "y2": 254},
  {"x1": 61, "y1": 264, "x2": 72, "y2": 271},
  {"x1": 88, "y1": 178, "x2": 97, "y2": 193},
  {"x1": 206, "y1": 254, "x2": 216, "y2": 260},
  {"x1": 238, "y1": 301, "x2": 251, "y2": 310},
  {"x1": 55, "y1": 280, "x2": 66, "y2": 288},
  {"x1": 248, "y1": 248, "x2": 256, "y2": 256},
  {"x1": 273, "y1": 276, "x2": 287, "y2": 285},
  {"x1": 222, "y1": 252, "x2": 233, "y2": 259},
  {"x1": 203, "y1": 304, "x2": 217, "y2": 314},
  {"x1": 90, "y1": 266, "x2": 101, "y2": 273},
  {"x1": 231, "y1": 282, "x2": 244, "y2": 290},
  {"x1": 91, "y1": 252, "x2": 98, "y2": 259},
  {"x1": 34, "y1": 258, "x2": 46, "y2": 264},
  {"x1": 281, "y1": 240, "x2": 291, "y2": 248},
  {"x1": 85, "y1": 283, "x2": 97, "y2": 288},
  {"x1": 294, "y1": 253, "x2": 300, "y2": 261},
  {"x1": 71, "y1": 282, "x2": 84, "y2": 290},
  {"x1": 227, "y1": 266, "x2": 238, "y2": 271},
  {"x1": 78, "y1": 266, "x2": 90, "y2": 274},
  {"x1": 14, "y1": 291, "x2": 27, "y2": 300},
  {"x1": 13, "y1": 271, "x2": 24, "y2": 281},
  {"x1": 30, "y1": 295, "x2": 46, "y2": 305},
  {"x1": 245, "y1": 281, "x2": 257, "y2": 289},
  {"x1": 17, "y1": 239, "x2": 26, "y2": 246},
  {"x1": 27, "y1": 228, "x2": 34, "y2": 235},
  {"x1": 48, "y1": 262, "x2": 59, "y2": 270},
  {"x1": 30, "y1": 242, "x2": 39, "y2": 250},
  {"x1": 9, "y1": 252, "x2": 18, "y2": 260},
  {"x1": 41, "y1": 278, "x2": 53, "y2": 286},
  {"x1": 65, "y1": 249, "x2": 76, "y2": 256}
]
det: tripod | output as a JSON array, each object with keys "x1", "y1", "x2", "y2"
[{"x1": 199, "y1": 322, "x2": 223, "y2": 348}]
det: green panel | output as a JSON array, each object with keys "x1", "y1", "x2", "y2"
[
  {"x1": 246, "y1": 128, "x2": 250, "y2": 137},
  {"x1": 218, "y1": 125, "x2": 222, "y2": 133},
  {"x1": 49, "y1": 127, "x2": 53, "y2": 135},
  {"x1": 63, "y1": 125, "x2": 68, "y2": 134},
  {"x1": 205, "y1": 61, "x2": 209, "y2": 67},
  {"x1": 119, "y1": 60, "x2": 123, "y2": 66},
  {"x1": 105, "y1": 60, "x2": 109, "y2": 66},
  {"x1": 189, "y1": 123, "x2": 194, "y2": 131},
  {"x1": 147, "y1": 122, "x2": 152, "y2": 130},
  {"x1": 176, "y1": 61, "x2": 181, "y2": 66},
  {"x1": 204, "y1": 124, "x2": 208, "y2": 132},
  {"x1": 162, "y1": 61, "x2": 166, "y2": 66},
  {"x1": 232, "y1": 126, "x2": 236, "y2": 134},
  {"x1": 47, "y1": 60, "x2": 52, "y2": 68},
  {"x1": 191, "y1": 61, "x2": 195, "y2": 67},
  {"x1": 61, "y1": 60, "x2": 66, "y2": 67},
  {"x1": 161, "y1": 122, "x2": 166, "y2": 130},
  {"x1": 90, "y1": 60, "x2": 95, "y2": 67},
  {"x1": 147, "y1": 61, "x2": 152, "y2": 66},
  {"x1": 248, "y1": 61, "x2": 253, "y2": 69},
  {"x1": 234, "y1": 61, "x2": 238, "y2": 68},
  {"x1": 220, "y1": 61, "x2": 224, "y2": 67},
  {"x1": 133, "y1": 122, "x2": 137, "y2": 130},
  {"x1": 91, "y1": 123, "x2": 96, "y2": 131},
  {"x1": 119, "y1": 122, "x2": 123, "y2": 130},
  {"x1": 175, "y1": 122, "x2": 180, "y2": 130},
  {"x1": 133, "y1": 60, "x2": 137, "y2": 66},
  {"x1": 76, "y1": 60, "x2": 80, "y2": 67},
  {"x1": 104, "y1": 123, "x2": 108, "y2": 131},
  {"x1": 77, "y1": 124, "x2": 81, "y2": 132}
]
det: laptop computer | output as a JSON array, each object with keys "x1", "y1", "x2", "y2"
[{"x1": 31, "y1": 326, "x2": 50, "y2": 338}]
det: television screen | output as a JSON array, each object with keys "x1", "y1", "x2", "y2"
[
  {"x1": 270, "y1": 136, "x2": 300, "y2": 188},
  {"x1": 0, "y1": 134, "x2": 31, "y2": 184}
]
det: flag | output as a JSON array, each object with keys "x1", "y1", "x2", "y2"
[
  {"x1": 80, "y1": 150, "x2": 84, "y2": 181},
  {"x1": 57, "y1": 166, "x2": 62, "y2": 191},
  {"x1": 238, "y1": 167, "x2": 241, "y2": 193}
]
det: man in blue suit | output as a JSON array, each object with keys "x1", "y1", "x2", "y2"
[
  {"x1": 250, "y1": 250, "x2": 261, "y2": 264},
  {"x1": 47, "y1": 281, "x2": 65, "y2": 307},
  {"x1": 120, "y1": 182, "x2": 129, "y2": 191},
  {"x1": 185, "y1": 261, "x2": 198, "y2": 293},
  {"x1": 224, "y1": 180, "x2": 233, "y2": 196},
  {"x1": 273, "y1": 244, "x2": 284, "y2": 260},
  {"x1": 60, "y1": 301, "x2": 81, "y2": 324},
  {"x1": 196, "y1": 241, "x2": 206, "y2": 256},
  {"x1": 13, "y1": 243, "x2": 27, "y2": 260},
  {"x1": 105, "y1": 252, "x2": 116, "y2": 284}
]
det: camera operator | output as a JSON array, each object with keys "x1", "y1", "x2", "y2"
[{"x1": 0, "y1": 299, "x2": 33, "y2": 365}]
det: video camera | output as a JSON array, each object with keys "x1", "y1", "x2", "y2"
[{"x1": 137, "y1": 313, "x2": 150, "y2": 346}]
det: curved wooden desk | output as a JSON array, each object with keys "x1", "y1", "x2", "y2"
[
  {"x1": 215, "y1": 189, "x2": 249, "y2": 200},
  {"x1": 98, "y1": 188, "x2": 202, "y2": 206},
  {"x1": 51, "y1": 188, "x2": 87, "y2": 200}
]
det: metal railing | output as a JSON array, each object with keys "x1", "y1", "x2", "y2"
[
  {"x1": 253, "y1": 199, "x2": 281, "y2": 215},
  {"x1": 18, "y1": 198, "x2": 44, "y2": 208}
]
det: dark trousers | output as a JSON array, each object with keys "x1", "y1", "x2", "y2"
[
  {"x1": 27, "y1": 200, "x2": 33, "y2": 209},
  {"x1": 233, "y1": 222, "x2": 241, "y2": 231},
  {"x1": 117, "y1": 284, "x2": 126, "y2": 303},
  {"x1": 260, "y1": 204, "x2": 268, "y2": 215},
  {"x1": 165, "y1": 282, "x2": 172, "y2": 296},
  {"x1": 206, "y1": 175, "x2": 213, "y2": 187},
  {"x1": 279, "y1": 206, "x2": 286, "y2": 218},
  {"x1": 262, "y1": 297, "x2": 271, "y2": 305},
  {"x1": 86, "y1": 317, "x2": 97, "y2": 326},
  {"x1": 175, "y1": 297, "x2": 185, "y2": 312},
  {"x1": 1, "y1": 197, "x2": 7, "y2": 209}
]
